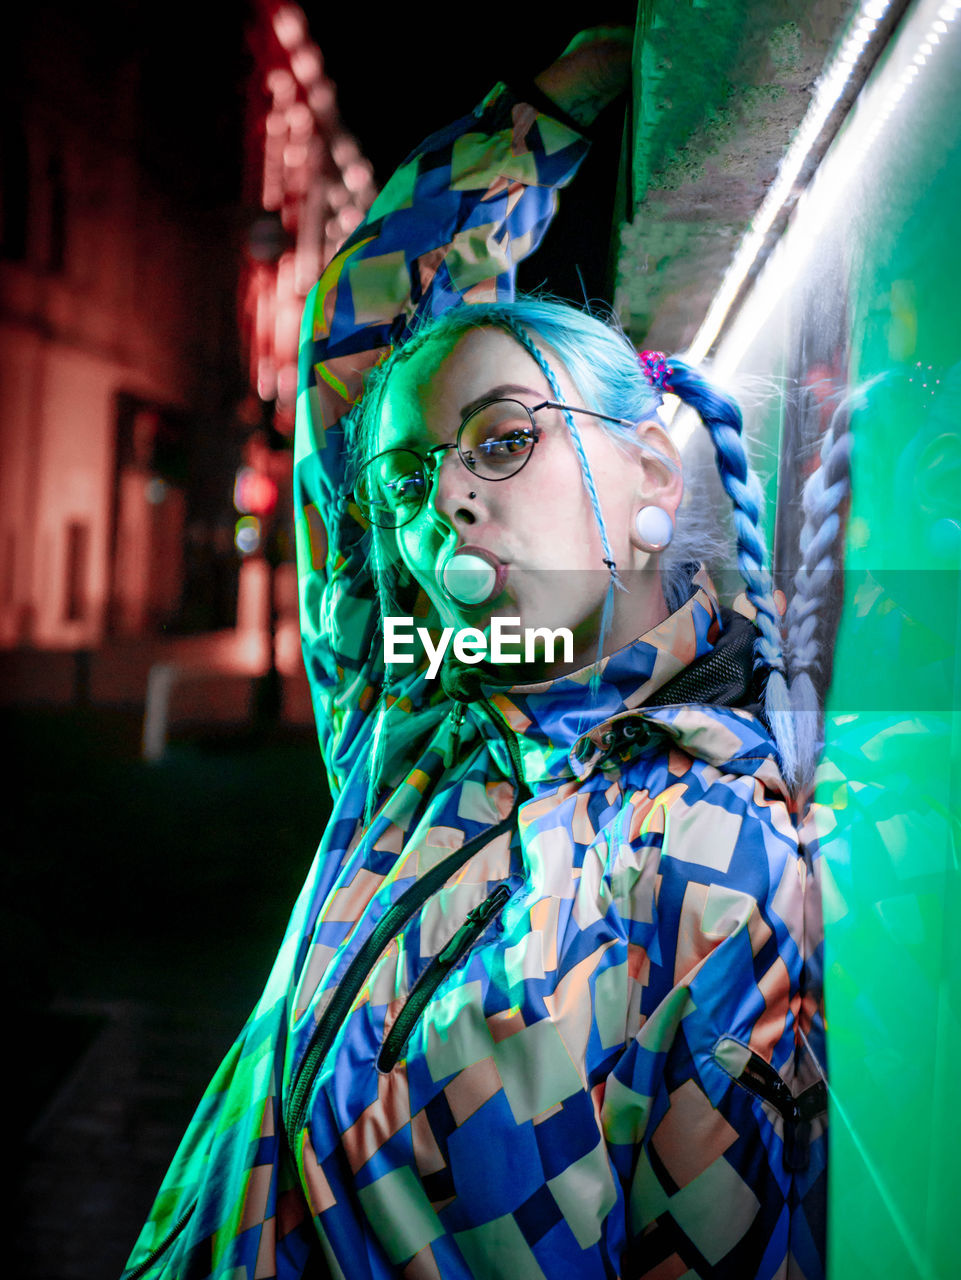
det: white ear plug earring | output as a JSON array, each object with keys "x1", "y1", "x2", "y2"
[{"x1": 632, "y1": 505, "x2": 674, "y2": 552}]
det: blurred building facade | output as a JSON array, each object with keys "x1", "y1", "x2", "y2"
[{"x1": 0, "y1": 0, "x2": 374, "y2": 673}]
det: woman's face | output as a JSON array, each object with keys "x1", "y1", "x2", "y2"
[{"x1": 376, "y1": 327, "x2": 682, "y2": 672}]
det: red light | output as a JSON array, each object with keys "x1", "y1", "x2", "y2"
[
  {"x1": 291, "y1": 46, "x2": 322, "y2": 86},
  {"x1": 273, "y1": 5, "x2": 306, "y2": 50},
  {"x1": 234, "y1": 466, "x2": 278, "y2": 517}
]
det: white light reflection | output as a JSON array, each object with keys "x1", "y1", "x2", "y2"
[
  {"x1": 668, "y1": 0, "x2": 957, "y2": 446},
  {"x1": 684, "y1": 0, "x2": 894, "y2": 369}
]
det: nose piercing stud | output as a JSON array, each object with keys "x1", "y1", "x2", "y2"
[{"x1": 468, "y1": 491, "x2": 477, "y2": 500}]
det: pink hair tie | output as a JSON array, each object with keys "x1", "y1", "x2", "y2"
[{"x1": 638, "y1": 350, "x2": 674, "y2": 393}]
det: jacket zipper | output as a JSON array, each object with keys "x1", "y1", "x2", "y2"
[
  {"x1": 283, "y1": 703, "x2": 525, "y2": 1158},
  {"x1": 120, "y1": 1202, "x2": 197, "y2": 1279},
  {"x1": 283, "y1": 811, "x2": 517, "y2": 1153},
  {"x1": 377, "y1": 882, "x2": 512, "y2": 1073},
  {"x1": 717, "y1": 1041, "x2": 827, "y2": 1172},
  {"x1": 442, "y1": 702, "x2": 466, "y2": 767}
]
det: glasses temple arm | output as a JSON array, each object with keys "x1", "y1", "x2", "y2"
[{"x1": 536, "y1": 402, "x2": 682, "y2": 474}]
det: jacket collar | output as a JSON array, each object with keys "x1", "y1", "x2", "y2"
[{"x1": 482, "y1": 566, "x2": 782, "y2": 792}]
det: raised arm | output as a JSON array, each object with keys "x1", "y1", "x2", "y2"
[{"x1": 293, "y1": 31, "x2": 632, "y2": 796}]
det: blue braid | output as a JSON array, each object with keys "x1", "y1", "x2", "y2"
[
  {"x1": 666, "y1": 359, "x2": 799, "y2": 785},
  {"x1": 482, "y1": 311, "x2": 625, "y2": 687},
  {"x1": 487, "y1": 314, "x2": 624, "y2": 582},
  {"x1": 785, "y1": 405, "x2": 854, "y2": 792},
  {"x1": 788, "y1": 411, "x2": 854, "y2": 676}
]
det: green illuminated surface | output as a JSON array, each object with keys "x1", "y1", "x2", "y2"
[
  {"x1": 648, "y1": 0, "x2": 961, "y2": 1272},
  {"x1": 819, "y1": 18, "x2": 961, "y2": 1273}
]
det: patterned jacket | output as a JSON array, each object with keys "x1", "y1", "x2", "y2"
[{"x1": 123, "y1": 84, "x2": 826, "y2": 1280}]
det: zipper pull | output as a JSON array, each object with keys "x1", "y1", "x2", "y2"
[
  {"x1": 437, "y1": 884, "x2": 511, "y2": 966},
  {"x1": 442, "y1": 701, "x2": 466, "y2": 768}
]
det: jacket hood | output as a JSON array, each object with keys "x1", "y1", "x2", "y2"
[{"x1": 476, "y1": 566, "x2": 784, "y2": 794}]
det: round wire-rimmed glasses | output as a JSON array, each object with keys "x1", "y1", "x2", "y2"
[{"x1": 354, "y1": 397, "x2": 635, "y2": 529}]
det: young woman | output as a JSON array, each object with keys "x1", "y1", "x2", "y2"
[{"x1": 124, "y1": 30, "x2": 827, "y2": 1280}]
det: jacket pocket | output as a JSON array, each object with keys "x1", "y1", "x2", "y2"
[
  {"x1": 713, "y1": 1036, "x2": 827, "y2": 1172},
  {"x1": 378, "y1": 883, "x2": 512, "y2": 1073}
]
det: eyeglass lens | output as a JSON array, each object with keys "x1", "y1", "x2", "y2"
[
  {"x1": 355, "y1": 400, "x2": 539, "y2": 528},
  {"x1": 355, "y1": 448, "x2": 427, "y2": 527},
  {"x1": 457, "y1": 399, "x2": 538, "y2": 479}
]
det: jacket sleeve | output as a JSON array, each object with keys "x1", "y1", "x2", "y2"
[
  {"x1": 601, "y1": 777, "x2": 828, "y2": 1278},
  {"x1": 293, "y1": 83, "x2": 590, "y2": 797}
]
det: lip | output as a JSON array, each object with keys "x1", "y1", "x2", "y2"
[{"x1": 441, "y1": 544, "x2": 509, "y2": 608}]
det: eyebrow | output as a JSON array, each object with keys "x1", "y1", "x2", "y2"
[
  {"x1": 459, "y1": 384, "x2": 546, "y2": 419},
  {"x1": 382, "y1": 384, "x2": 547, "y2": 453}
]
